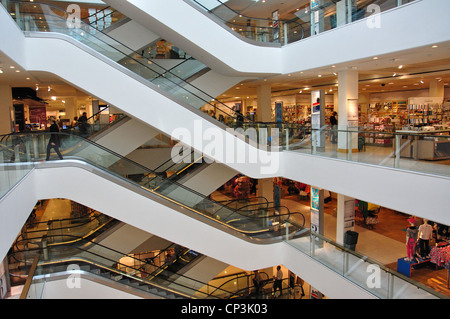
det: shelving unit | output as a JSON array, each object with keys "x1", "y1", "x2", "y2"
[
  {"x1": 406, "y1": 103, "x2": 449, "y2": 127},
  {"x1": 368, "y1": 100, "x2": 407, "y2": 126},
  {"x1": 363, "y1": 123, "x2": 395, "y2": 147}
]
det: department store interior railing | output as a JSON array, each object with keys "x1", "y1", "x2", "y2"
[{"x1": 190, "y1": 0, "x2": 418, "y2": 45}]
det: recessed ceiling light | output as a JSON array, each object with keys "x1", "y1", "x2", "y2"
[
  {"x1": 398, "y1": 65, "x2": 403, "y2": 69},
  {"x1": 373, "y1": 57, "x2": 378, "y2": 60},
  {"x1": 9, "y1": 66, "x2": 15, "y2": 69},
  {"x1": 0, "y1": 69, "x2": 3, "y2": 74},
  {"x1": 432, "y1": 45, "x2": 438, "y2": 48},
  {"x1": 420, "y1": 80, "x2": 424, "y2": 84}
]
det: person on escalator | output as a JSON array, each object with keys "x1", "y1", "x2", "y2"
[
  {"x1": 272, "y1": 265, "x2": 283, "y2": 297},
  {"x1": 77, "y1": 112, "x2": 89, "y2": 136},
  {"x1": 252, "y1": 270, "x2": 262, "y2": 296},
  {"x1": 46, "y1": 118, "x2": 63, "y2": 161}
]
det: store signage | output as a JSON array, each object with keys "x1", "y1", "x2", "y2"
[
  {"x1": 272, "y1": 10, "x2": 279, "y2": 40},
  {"x1": 310, "y1": 187, "x2": 320, "y2": 233},
  {"x1": 311, "y1": 0, "x2": 319, "y2": 9}
]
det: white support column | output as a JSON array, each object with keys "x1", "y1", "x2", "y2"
[
  {"x1": 336, "y1": 193, "x2": 355, "y2": 245},
  {"x1": 337, "y1": 69, "x2": 359, "y2": 153},
  {"x1": 257, "y1": 83, "x2": 272, "y2": 122},
  {"x1": 0, "y1": 85, "x2": 13, "y2": 135},
  {"x1": 429, "y1": 79, "x2": 444, "y2": 99}
]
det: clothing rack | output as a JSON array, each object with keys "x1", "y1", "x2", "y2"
[{"x1": 431, "y1": 241, "x2": 450, "y2": 289}]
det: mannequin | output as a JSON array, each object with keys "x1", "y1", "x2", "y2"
[
  {"x1": 405, "y1": 217, "x2": 418, "y2": 262},
  {"x1": 418, "y1": 219, "x2": 433, "y2": 258}
]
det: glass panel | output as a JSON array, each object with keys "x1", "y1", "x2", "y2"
[
  {"x1": 284, "y1": 126, "x2": 450, "y2": 178},
  {"x1": 0, "y1": 135, "x2": 35, "y2": 199}
]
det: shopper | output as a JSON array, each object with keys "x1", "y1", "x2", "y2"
[
  {"x1": 405, "y1": 217, "x2": 418, "y2": 262},
  {"x1": 46, "y1": 119, "x2": 63, "y2": 161},
  {"x1": 273, "y1": 265, "x2": 283, "y2": 297},
  {"x1": 77, "y1": 112, "x2": 89, "y2": 136},
  {"x1": 252, "y1": 270, "x2": 262, "y2": 296},
  {"x1": 418, "y1": 219, "x2": 433, "y2": 258},
  {"x1": 330, "y1": 111, "x2": 338, "y2": 143},
  {"x1": 235, "y1": 110, "x2": 244, "y2": 129}
]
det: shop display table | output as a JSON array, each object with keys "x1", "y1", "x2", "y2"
[{"x1": 397, "y1": 257, "x2": 430, "y2": 277}]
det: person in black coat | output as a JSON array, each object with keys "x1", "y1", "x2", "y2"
[{"x1": 46, "y1": 119, "x2": 63, "y2": 160}]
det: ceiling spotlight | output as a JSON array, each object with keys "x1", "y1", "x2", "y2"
[
  {"x1": 420, "y1": 80, "x2": 424, "y2": 84},
  {"x1": 0, "y1": 69, "x2": 3, "y2": 74},
  {"x1": 398, "y1": 65, "x2": 403, "y2": 69},
  {"x1": 432, "y1": 45, "x2": 438, "y2": 48},
  {"x1": 48, "y1": 86, "x2": 51, "y2": 92}
]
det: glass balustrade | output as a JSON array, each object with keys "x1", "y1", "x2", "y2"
[
  {"x1": 191, "y1": 0, "x2": 417, "y2": 45},
  {"x1": 282, "y1": 126, "x2": 450, "y2": 178}
]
